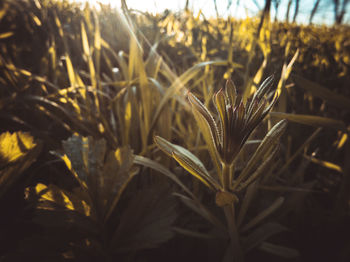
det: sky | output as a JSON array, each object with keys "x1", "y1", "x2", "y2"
[{"x1": 76, "y1": 0, "x2": 350, "y2": 25}]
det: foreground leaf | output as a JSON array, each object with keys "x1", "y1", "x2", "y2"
[
  {"x1": 111, "y1": 185, "x2": 177, "y2": 252},
  {"x1": 189, "y1": 92, "x2": 222, "y2": 173},
  {"x1": 155, "y1": 136, "x2": 220, "y2": 190},
  {"x1": 233, "y1": 120, "x2": 287, "y2": 190}
]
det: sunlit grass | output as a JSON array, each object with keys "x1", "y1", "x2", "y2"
[{"x1": 0, "y1": 0, "x2": 349, "y2": 261}]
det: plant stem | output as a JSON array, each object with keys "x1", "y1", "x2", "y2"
[
  {"x1": 223, "y1": 204, "x2": 244, "y2": 262},
  {"x1": 221, "y1": 163, "x2": 243, "y2": 261},
  {"x1": 222, "y1": 163, "x2": 234, "y2": 192},
  {"x1": 222, "y1": 163, "x2": 229, "y2": 191}
]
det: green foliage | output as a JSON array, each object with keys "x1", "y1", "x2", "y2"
[
  {"x1": 0, "y1": 0, "x2": 349, "y2": 261},
  {"x1": 156, "y1": 78, "x2": 292, "y2": 261}
]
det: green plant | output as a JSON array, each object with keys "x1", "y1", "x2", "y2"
[{"x1": 155, "y1": 77, "x2": 291, "y2": 261}]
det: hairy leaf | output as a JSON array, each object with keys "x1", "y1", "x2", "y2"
[
  {"x1": 188, "y1": 93, "x2": 222, "y2": 174},
  {"x1": 233, "y1": 120, "x2": 287, "y2": 190},
  {"x1": 155, "y1": 136, "x2": 219, "y2": 190}
]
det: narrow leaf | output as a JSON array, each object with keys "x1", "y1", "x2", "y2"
[
  {"x1": 241, "y1": 197, "x2": 284, "y2": 232},
  {"x1": 237, "y1": 145, "x2": 279, "y2": 191},
  {"x1": 243, "y1": 223, "x2": 288, "y2": 252},
  {"x1": 304, "y1": 155, "x2": 343, "y2": 173},
  {"x1": 150, "y1": 60, "x2": 226, "y2": 136},
  {"x1": 154, "y1": 136, "x2": 219, "y2": 190},
  {"x1": 188, "y1": 94, "x2": 222, "y2": 174},
  {"x1": 233, "y1": 120, "x2": 287, "y2": 190},
  {"x1": 270, "y1": 112, "x2": 346, "y2": 131},
  {"x1": 174, "y1": 193, "x2": 226, "y2": 232},
  {"x1": 259, "y1": 242, "x2": 300, "y2": 258},
  {"x1": 237, "y1": 182, "x2": 258, "y2": 227}
]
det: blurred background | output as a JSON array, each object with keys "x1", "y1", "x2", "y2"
[{"x1": 78, "y1": 0, "x2": 350, "y2": 25}]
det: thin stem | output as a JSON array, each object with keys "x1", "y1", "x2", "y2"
[
  {"x1": 229, "y1": 163, "x2": 234, "y2": 190},
  {"x1": 222, "y1": 163, "x2": 229, "y2": 190},
  {"x1": 223, "y1": 204, "x2": 244, "y2": 262},
  {"x1": 221, "y1": 163, "x2": 243, "y2": 261},
  {"x1": 222, "y1": 162, "x2": 234, "y2": 191}
]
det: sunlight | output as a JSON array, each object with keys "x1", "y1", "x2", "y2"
[
  {"x1": 76, "y1": 0, "x2": 184, "y2": 14},
  {"x1": 74, "y1": 0, "x2": 339, "y2": 24},
  {"x1": 74, "y1": 0, "x2": 260, "y2": 19}
]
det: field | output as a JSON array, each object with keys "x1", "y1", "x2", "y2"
[{"x1": 0, "y1": 0, "x2": 350, "y2": 261}]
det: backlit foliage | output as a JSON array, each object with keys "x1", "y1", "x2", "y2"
[{"x1": 0, "y1": 0, "x2": 349, "y2": 261}]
